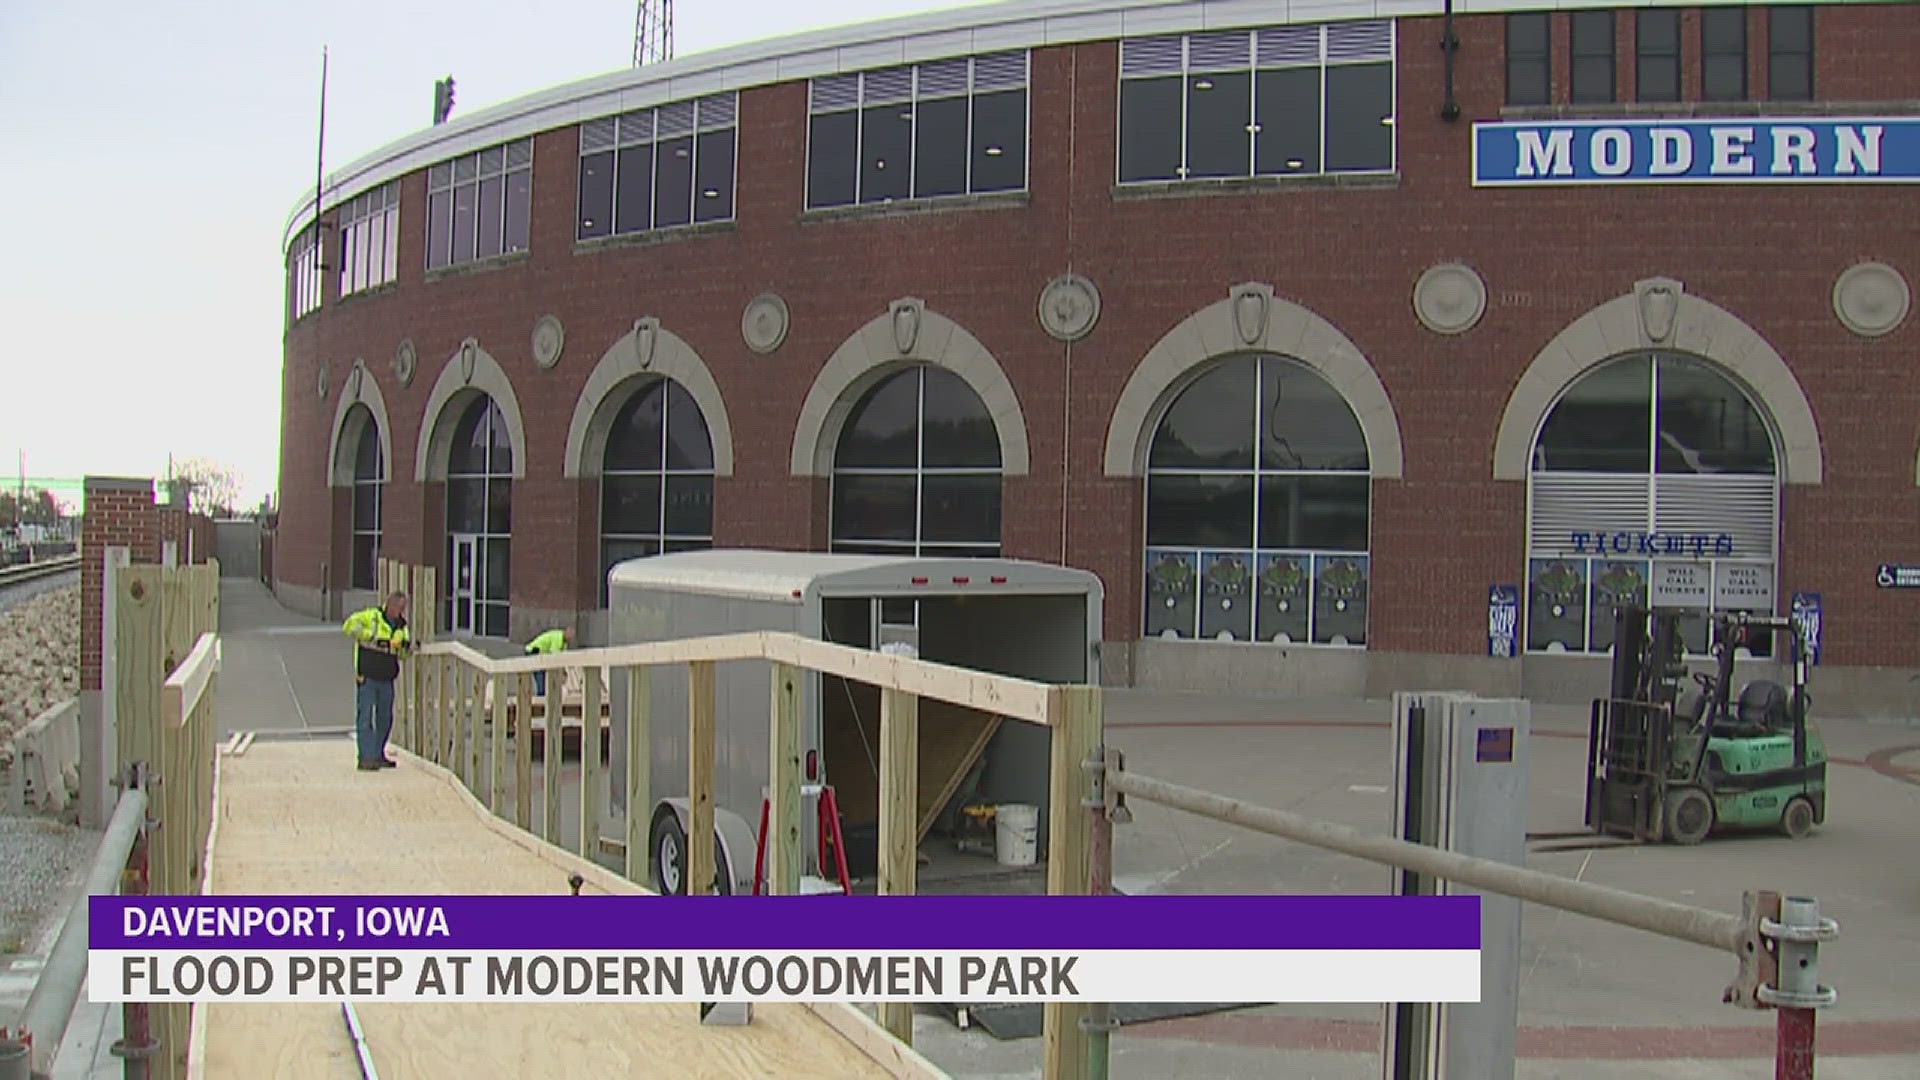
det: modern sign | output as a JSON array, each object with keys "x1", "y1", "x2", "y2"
[
  {"x1": 1473, "y1": 118, "x2": 1920, "y2": 187},
  {"x1": 1570, "y1": 531, "x2": 1734, "y2": 558},
  {"x1": 1488, "y1": 585, "x2": 1519, "y2": 659},
  {"x1": 1876, "y1": 564, "x2": 1920, "y2": 588},
  {"x1": 1790, "y1": 592, "x2": 1822, "y2": 667}
]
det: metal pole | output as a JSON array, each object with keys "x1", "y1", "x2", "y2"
[
  {"x1": 1083, "y1": 750, "x2": 1114, "y2": 1080},
  {"x1": 1106, "y1": 769, "x2": 1748, "y2": 954},
  {"x1": 17, "y1": 787, "x2": 149, "y2": 1076},
  {"x1": 0, "y1": 1035, "x2": 30, "y2": 1080},
  {"x1": 1776, "y1": 1008, "x2": 1815, "y2": 1080},
  {"x1": 112, "y1": 768, "x2": 157, "y2": 1080}
]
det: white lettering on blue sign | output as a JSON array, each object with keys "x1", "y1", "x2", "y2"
[{"x1": 1474, "y1": 119, "x2": 1919, "y2": 186}]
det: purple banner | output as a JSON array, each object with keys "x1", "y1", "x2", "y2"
[{"x1": 91, "y1": 895, "x2": 1480, "y2": 951}]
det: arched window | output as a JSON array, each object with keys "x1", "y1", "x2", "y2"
[
  {"x1": 445, "y1": 395, "x2": 513, "y2": 637},
  {"x1": 1143, "y1": 354, "x2": 1371, "y2": 645},
  {"x1": 599, "y1": 378, "x2": 715, "y2": 605},
  {"x1": 830, "y1": 365, "x2": 1002, "y2": 558},
  {"x1": 349, "y1": 407, "x2": 383, "y2": 591},
  {"x1": 1525, "y1": 352, "x2": 1779, "y2": 657}
]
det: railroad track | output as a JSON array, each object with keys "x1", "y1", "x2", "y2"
[{"x1": 0, "y1": 554, "x2": 81, "y2": 608}]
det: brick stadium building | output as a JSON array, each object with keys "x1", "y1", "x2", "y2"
[{"x1": 276, "y1": 0, "x2": 1920, "y2": 713}]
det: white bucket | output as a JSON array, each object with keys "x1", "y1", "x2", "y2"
[{"x1": 994, "y1": 803, "x2": 1040, "y2": 867}]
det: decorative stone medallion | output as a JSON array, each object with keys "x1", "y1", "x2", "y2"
[
  {"x1": 316, "y1": 361, "x2": 329, "y2": 400},
  {"x1": 1229, "y1": 282, "x2": 1274, "y2": 345},
  {"x1": 459, "y1": 338, "x2": 479, "y2": 385},
  {"x1": 394, "y1": 339, "x2": 418, "y2": 387},
  {"x1": 889, "y1": 297, "x2": 924, "y2": 356},
  {"x1": 532, "y1": 314, "x2": 566, "y2": 369},
  {"x1": 347, "y1": 361, "x2": 364, "y2": 402},
  {"x1": 1412, "y1": 263, "x2": 1488, "y2": 336},
  {"x1": 1833, "y1": 261, "x2": 1910, "y2": 338},
  {"x1": 742, "y1": 292, "x2": 790, "y2": 354},
  {"x1": 1038, "y1": 274, "x2": 1100, "y2": 342}
]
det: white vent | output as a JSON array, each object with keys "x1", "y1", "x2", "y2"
[
  {"x1": 478, "y1": 146, "x2": 504, "y2": 175},
  {"x1": 1528, "y1": 474, "x2": 1650, "y2": 558},
  {"x1": 1188, "y1": 30, "x2": 1251, "y2": 71},
  {"x1": 811, "y1": 73, "x2": 860, "y2": 111},
  {"x1": 506, "y1": 139, "x2": 533, "y2": 168},
  {"x1": 1122, "y1": 36, "x2": 1183, "y2": 76},
  {"x1": 697, "y1": 92, "x2": 737, "y2": 129},
  {"x1": 862, "y1": 66, "x2": 914, "y2": 104},
  {"x1": 972, "y1": 50, "x2": 1027, "y2": 90},
  {"x1": 617, "y1": 110, "x2": 653, "y2": 145},
  {"x1": 918, "y1": 57, "x2": 969, "y2": 97},
  {"x1": 1326, "y1": 20, "x2": 1394, "y2": 63},
  {"x1": 428, "y1": 162, "x2": 452, "y2": 189},
  {"x1": 1257, "y1": 26, "x2": 1322, "y2": 67},
  {"x1": 452, "y1": 154, "x2": 477, "y2": 182},
  {"x1": 1653, "y1": 474, "x2": 1778, "y2": 562},
  {"x1": 657, "y1": 100, "x2": 696, "y2": 138},
  {"x1": 582, "y1": 118, "x2": 617, "y2": 153}
]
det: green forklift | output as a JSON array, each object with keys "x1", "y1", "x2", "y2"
[{"x1": 1585, "y1": 606, "x2": 1827, "y2": 845}]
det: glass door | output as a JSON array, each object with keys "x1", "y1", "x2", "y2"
[{"x1": 451, "y1": 534, "x2": 479, "y2": 634}]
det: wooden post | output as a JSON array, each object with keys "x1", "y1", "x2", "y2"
[
  {"x1": 543, "y1": 666, "x2": 565, "y2": 847},
  {"x1": 767, "y1": 663, "x2": 805, "y2": 896},
  {"x1": 580, "y1": 666, "x2": 602, "y2": 860},
  {"x1": 437, "y1": 654, "x2": 455, "y2": 766},
  {"x1": 877, "y1": 687, "x2": 920, "y2": 1044},
  {"x1": 115, "y1": 568, "x2": 164, "y2": 784},
  {"x1": 467, "y1": 663, "x2": 483, "y2": 790},
  {"x1": 1042, "y1": 685, "x2": 1103, "y2": 1080},
  {"x1": 489, "y1": 675, "x2": 508, "y2": 815},
  {"x1": 515, "y1": 674, "x2": 534, "y2": 831},
  {"x1": 451, "y1": 662, "x2": 468, "y2": 785},
  {"x1": 687, "y1": 660, "x2": 717, "y2": 898},
  {"x1": 624, "y1": 666, "x2": 651, "y2": 887}
]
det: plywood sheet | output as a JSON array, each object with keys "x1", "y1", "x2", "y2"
[
  {"x1": 824, "y1": 682, "x2": 1000, "y2": 839},
  {"x1": 198, "y1": 739, "x2": 899, "y2": 1080}
]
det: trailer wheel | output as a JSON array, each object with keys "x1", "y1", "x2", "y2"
[
  {"x1": 652, "y1": 811, "x2": 688, "y2": 895},
  {"x1": 1780, "y1": 796, "x2": 1816, "y2": 839},
  {"x1": 1663, "y1": 787, "x2": 1715, "y2": 845}
]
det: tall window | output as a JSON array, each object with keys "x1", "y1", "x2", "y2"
[
  {"x1": 805, "y1": 52, "x2": 1029, "y2": 210},
  {"x1": 1636, "y1": 10, "x2": 1682, "y2": 102},
  {"x1": 350, "y1": 409, "x2": 383, "y2": 591},
  {"x1": 1769, "y1": 6, "x2": 1815, "y2": 101},
  {"x1": 445, "y1": 396, "x2": 513, "y2": 637},
  {"x1": 1143, "y1": 356, "x2": 1371, "y2": 647},
  {"x1": 1526, "y1": 354, "x2": 1779, "y2": 658},
  {"x1": 288, "y1": 224, "x2": 321, "y2": 321},
  {"x1": 1505, "y1": 13, "x2": 1550, "y2": 107},
  {"x1": 427, "y1": 139, "x2": 533, "y2": 271},
  {"x1": 599, "y1": 379, "x2": 715, "y2": 605},
  {"x1": 830, "y1": 365, "x2": 1002, "y2": 559},
  {"x1": 578, "y1": 93, "x2": 738, "y2": 240},
  {"x1": 338, "y1": 181, "x2": 400, "y2": 297},
  {"x1": 1702, "y1": 7, "x2": 1749, "y2": 102},
  {"x1": 1118, "y1": 22, "x2": 1395, "y2": 183},
  {"x1": 1570, "y1": 10, "x2": 1616, "y2": 104}
]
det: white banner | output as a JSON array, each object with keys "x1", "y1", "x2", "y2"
[{"x1": 90, "y1": 949, "x2": 1480, "y2": 1004}]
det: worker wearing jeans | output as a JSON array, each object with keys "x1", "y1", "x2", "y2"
[
  {"x1": 343, "y1": 593, "x2": 413, "y2": 770},
  {"x1": 526, "y1": 627, "x2": 571, "y2": 696}
]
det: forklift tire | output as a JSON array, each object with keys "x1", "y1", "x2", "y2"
[
  {"x1": 1663, "y1": 787, "x2": 1715, "y2": 846},
  {"x1": 1780, "y1": 797, "x2": 1817, "y2": 840}
]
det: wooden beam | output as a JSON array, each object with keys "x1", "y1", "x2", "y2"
[
  {"x1": 543, "y1": 668, "x2": 565, "y2": 848},
  {"x1": 877, "y1": 687, "x2": 920, "y2": 1045},
  {"x1": 452, "y1": 661, "x2": 470, "y2": 786},
  {"x1": 581, "y1": 666, "x2": 602, "y2": 861},
  {"x1": 624, "y1": 666, "x2": 651, "y2": 887},
  {"x1": 489, "y1": 675, "x2": 508, "y2": 816},
  {"x1": 687, "y1": 660, "x2": 716, "y2": 897},
  {"x1": 515, "y1": 673, "x2": 534, "y2": 832},
  {"x1": 467, "y1": 662, "x2": 483, "y2": 788},
  {"x1": 438, "y1": 653, "x2": 455, "y2": 767},
  {"x1": 1041, "y1": 685, "x2": 1102, "y2": 1080},
  {"x1": 767, "y1": 662, "x2": 804, "y2": 896}
]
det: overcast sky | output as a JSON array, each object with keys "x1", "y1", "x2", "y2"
[{"x1": 0, "y1": 0, "x2": 994, "y2": 508}]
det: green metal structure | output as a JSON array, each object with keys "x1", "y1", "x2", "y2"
[{"x1": 1585, "y1": 607, "x2": 1826, "y2": 845}]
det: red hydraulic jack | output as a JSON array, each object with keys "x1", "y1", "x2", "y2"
[{"x1": 751, "y1": 783, "x2": 853, "y2": 896}]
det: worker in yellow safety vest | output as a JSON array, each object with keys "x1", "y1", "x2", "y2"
[
  {"x1": 342, "y1": 592, "x2": 413, "y2": 771},
  {"x1": 526, "y1": 628, "x2": 572, "y2": 697}
]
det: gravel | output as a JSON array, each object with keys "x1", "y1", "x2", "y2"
[
  {"x1": 0, "y1": 582, "x2": 80, "y2": 770},
  {"x1": 0, "y1": 815, "x2": 96, "y2": 957}
]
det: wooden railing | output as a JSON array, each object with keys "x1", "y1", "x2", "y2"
[{"x1": 379, "y1": 560, "x2": 1103, "y2": 1075}]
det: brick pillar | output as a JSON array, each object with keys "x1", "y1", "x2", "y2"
[{"x1": 78, "y1": 476, "x2": 156, "y2": 827}]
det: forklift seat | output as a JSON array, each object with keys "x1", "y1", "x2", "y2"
[{"x1": 1734, "y1": 679, "x2": 1791, "y2": 733}]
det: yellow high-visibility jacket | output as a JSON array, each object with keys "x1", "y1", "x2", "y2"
[{"x1": 342, "y1": 607, "x2": 412, "y2": 681}]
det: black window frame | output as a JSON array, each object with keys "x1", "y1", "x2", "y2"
[
  {"x1": 444, "y1": 395, "x2": 514, "y2": 637},
  {"x1": 1635, "y1": 9, "x2": 1682, "y2": 103},
  {"x1": 337, "y1": 181, "x2": 401, "y2": 298},
  {"x1": 576, "y1": 93, "x2": 738, "y2": 242},
  {"x1": 1701, "y1": 6, "x2": 1750, "y2": 102},
  {"x1": 1569, "y1": 9, "x2": 1616, "y2": 105},
  {"x1": 1117, "y1": 21, "x2": 1397, "y2": 185},
  {"x1": 804, "y1": 51, "x2": 1031, "y2": 211},
  {"x1": 349, "y1": 409, "x2": 383, "y2": 592},
  {"x1": 425, "y1": 139, "x2": 533, "y2": 272},
  {"x1": 1768, "y1": 6, "x2": 1815, "y2": 101},
  {"x1": 1505, "y1": 12, "x2": 1551, "y2": 107},
  {"x1": 288, "y1": 223, "x2": 322, "y2": 323},
  {"x1": 598, "y1": 378, "x2": 716, "y2": 606},
  {"x1": 829, "y1": 364, "x2": 1003, "y2": 558}
]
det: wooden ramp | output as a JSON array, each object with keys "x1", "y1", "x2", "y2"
[{"x1": 193, "y1": 738, "x2": 940, "y2": 1080}]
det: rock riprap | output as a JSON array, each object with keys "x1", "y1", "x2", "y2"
[{"x1": 0, "y1": 584, "x2": 80, "y2": 766}]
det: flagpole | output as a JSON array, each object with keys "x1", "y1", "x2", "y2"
[{"x1": 315, "y1": 46, "x2": 329, "y2": 275}]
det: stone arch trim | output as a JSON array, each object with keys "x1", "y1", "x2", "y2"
[
  {"x1": 563, "y1": 321, "x2": 736, "y2": 478},
  {"x1": 790, "y1": 301, "x2": 1031, "y2": 476},
  {"x1": 327, "y1": 361, "x2": 394, "y2": 487},
  {"x1": 1102, "y1": 285, "x2": 1405, "y2": 478},
  {"x1": 1491, "y1": 279, "x2": 1823, "y2": 485},
  {"x1": 413, "y1": 341, "x2": 529, "y2": 482}
]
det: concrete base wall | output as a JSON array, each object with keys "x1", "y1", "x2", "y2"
[
  {"x1": 3, "y1": 698, "x2": 80, "y2": 816},
  {"x1": 274, "y1": 578, "x2": 328, "y2": 621}
]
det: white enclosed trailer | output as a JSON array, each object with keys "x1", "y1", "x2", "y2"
[{"x1": 605, "y1": 549, "x2": 1104, "y2": 896}]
